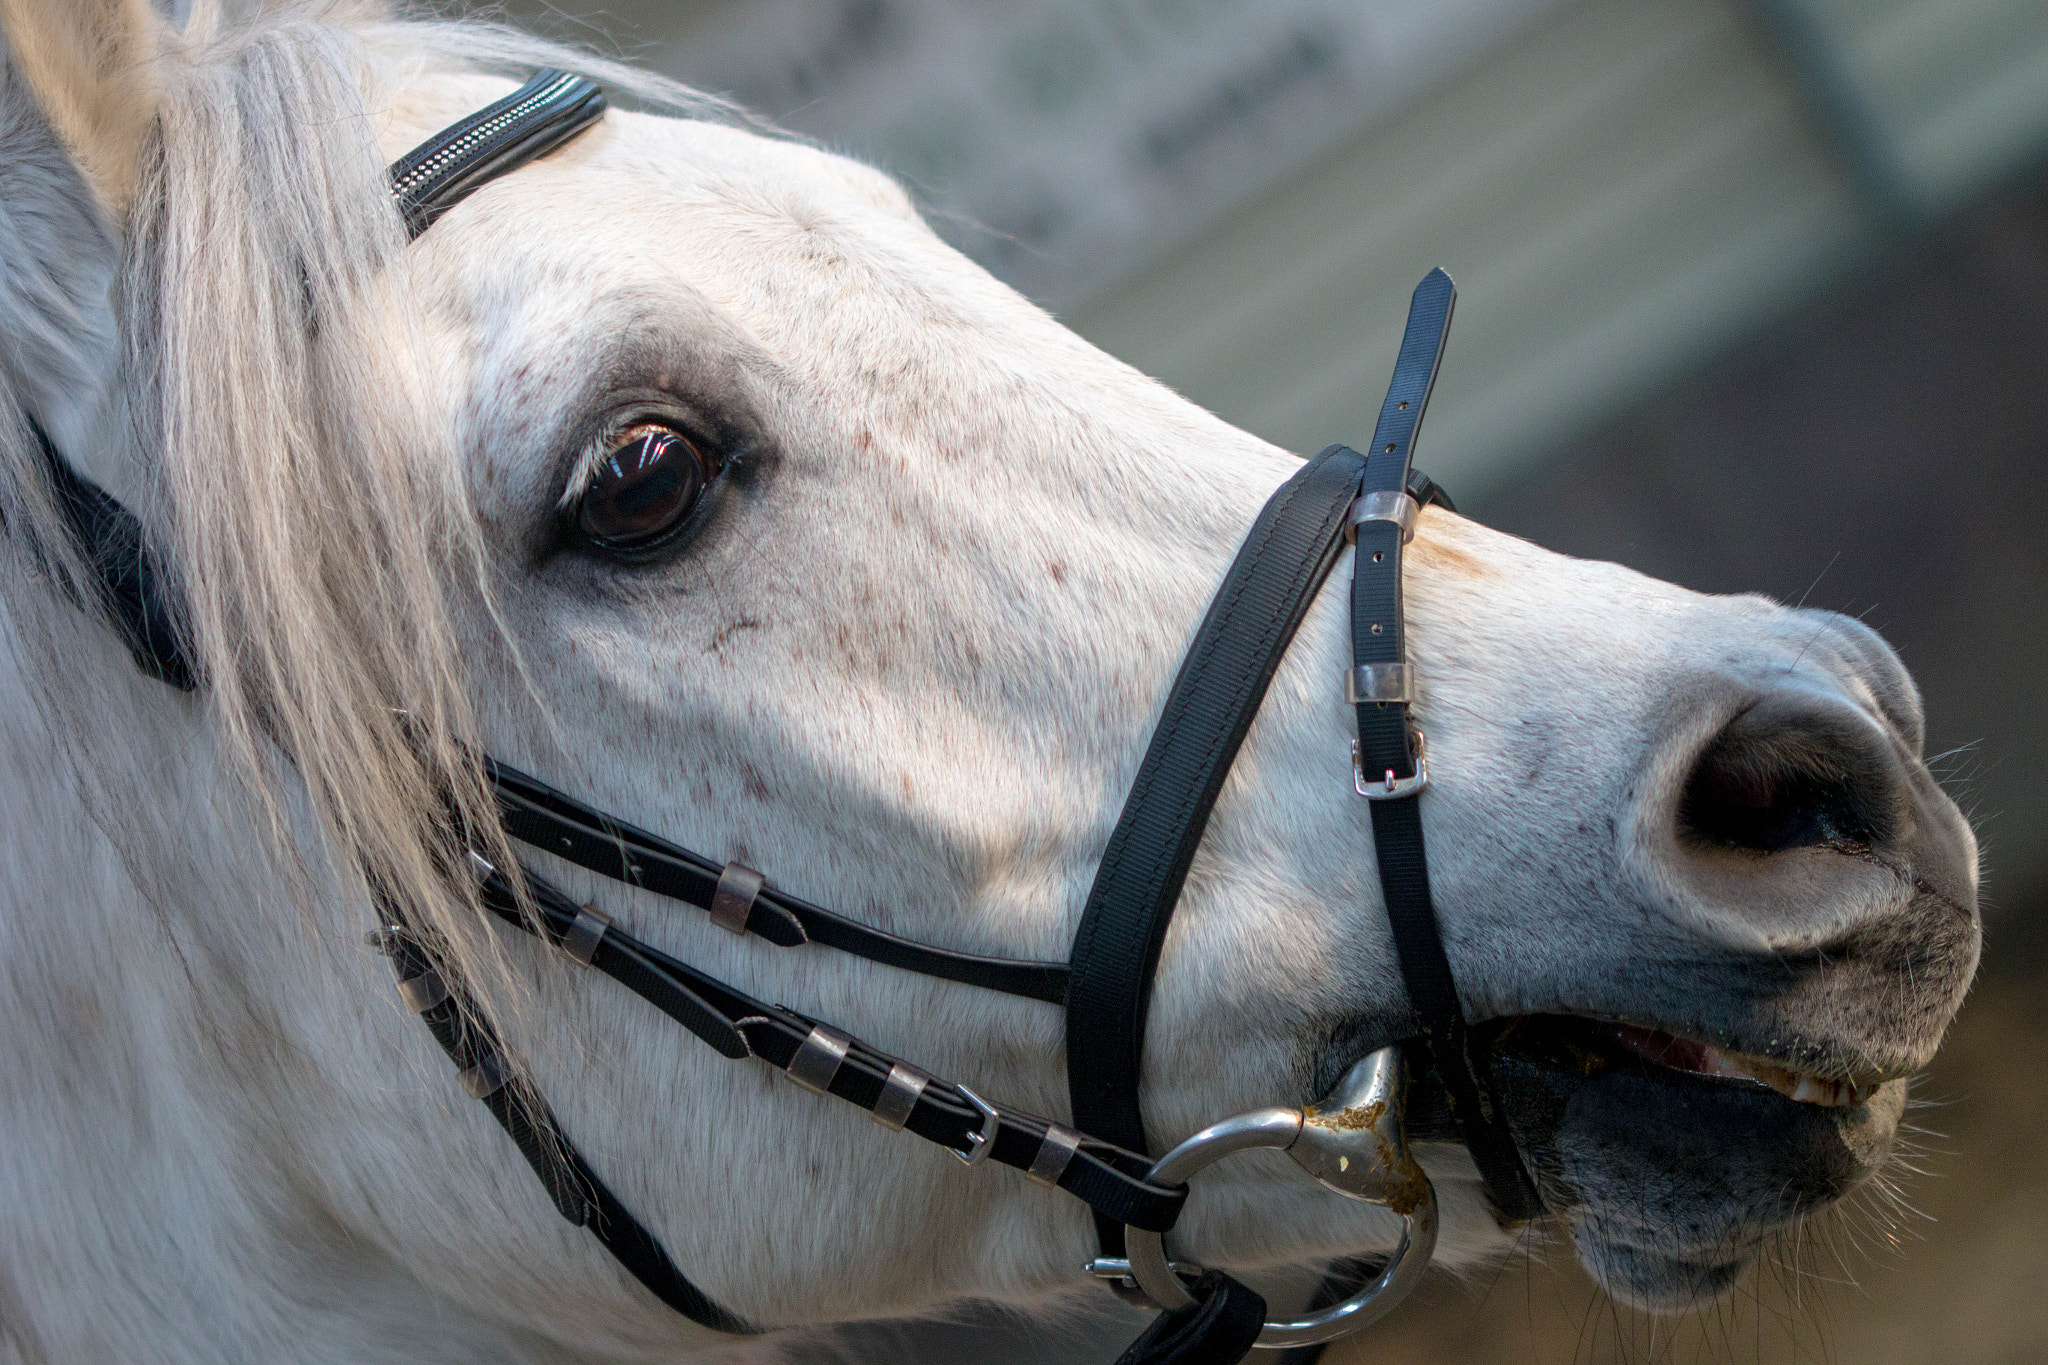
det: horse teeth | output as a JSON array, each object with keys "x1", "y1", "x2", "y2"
[{"x1": 1696, "y1": 1045, "x2": 1864, "y2": 1107}]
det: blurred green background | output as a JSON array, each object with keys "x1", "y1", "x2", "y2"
[{"x1": 482, "y1": 1, "x2": 2048, "y2": 1358}]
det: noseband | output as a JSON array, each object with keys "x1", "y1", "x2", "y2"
[{"x1": 25, "y1": 70, "x2": 1540, "y2": 1364}]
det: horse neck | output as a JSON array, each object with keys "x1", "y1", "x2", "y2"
[{"x1": 0, "y1": 605, "x2": 535, "y2": 1360}]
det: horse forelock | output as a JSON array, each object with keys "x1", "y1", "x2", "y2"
[{"x1": 0, "y1": 2, "x2": 768, "y2": 1045}]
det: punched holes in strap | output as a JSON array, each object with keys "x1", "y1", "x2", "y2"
[{"x1": 710, "y1": 862, "x2": 765, "y2": 936}]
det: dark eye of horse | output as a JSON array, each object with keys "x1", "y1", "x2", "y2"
[{"x1": 575, "y1": 424, "x2": 715, "y2": 552}]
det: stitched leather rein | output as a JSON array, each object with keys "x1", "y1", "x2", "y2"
[{"x1": 25, "y1": 70, "x2": 1542, "y2": 1364}]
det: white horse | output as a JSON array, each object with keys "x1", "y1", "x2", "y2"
[{"x1": 0, "y1": 3, "x2": 1980, "y2": 1361}]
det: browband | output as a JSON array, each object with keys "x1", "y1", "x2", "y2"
[
  {"x1": 27, "y1": 69, "x2": 613, "y2": 692},
  {"x1": 390, "y1": 69, "x2": 607, "y2": 239}
]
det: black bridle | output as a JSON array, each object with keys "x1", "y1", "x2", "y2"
[{"x1": 23, "y1": 69, "x2": 1540, "y2": 1365}]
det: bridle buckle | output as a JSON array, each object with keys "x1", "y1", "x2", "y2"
[
  {"x1": 1352, "y1": 728, "x2": 1429, "y2": 799},
  {"x1": 951, "y1": 1084, "x2": 1000, "y2": 1165}
]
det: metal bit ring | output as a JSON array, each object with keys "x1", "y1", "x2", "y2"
[{"x1": 1121, "y1": 1047, "x2": 1439, "y2": 1349}]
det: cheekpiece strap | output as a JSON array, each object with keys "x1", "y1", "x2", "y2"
[{"x1": 1348, "y1": 269, "x2": 1542, "y2": 1222}]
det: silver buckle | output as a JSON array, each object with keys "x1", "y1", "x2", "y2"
[
  {"x1": 1353, "y1": 729, "x2": 1429, "y2": 800},
  {"x1": 951, "y1": 1084, "x2": 999, "y2": 1165}
]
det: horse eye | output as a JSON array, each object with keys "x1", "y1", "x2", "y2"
[{"x1": 575, "y1": 424, "x2": 715, "y2": 552}]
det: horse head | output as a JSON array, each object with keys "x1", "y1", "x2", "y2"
[{"x1": 0, "y1": 2, "x2": 1977, "y2": 1358}]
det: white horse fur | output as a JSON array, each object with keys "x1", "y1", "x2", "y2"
[{"x1": 0, "y1": 3, "x2": 1980, "y2": 1361}]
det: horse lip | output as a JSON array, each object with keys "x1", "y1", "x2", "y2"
[
  {"x1": 1596, "y1": 1021, "x2": 1878, "y2": 1108},
  {"x1": 1486, "y1": 1014, "x2": 1895, "y2": 1107}
]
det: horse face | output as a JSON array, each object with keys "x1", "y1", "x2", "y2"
[{"x1": 391, "y1": 76, "x2": 1976, "y2": 1317}]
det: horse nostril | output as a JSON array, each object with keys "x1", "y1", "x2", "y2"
[{"x1": 1678, "y1": 701, "x2": 1900, "y2": 855}]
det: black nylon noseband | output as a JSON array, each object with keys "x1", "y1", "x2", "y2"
[
  {"x1": 1065, "y1": 442, "x2": 1367, "y2": 1257},
  {"x1": 20, "y1": 66, "x2": 1545, "y2": 1363}
]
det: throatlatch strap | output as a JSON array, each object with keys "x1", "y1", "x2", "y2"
[
  {"x1": 1065, "y1": 443, "x2": 1369, "y2": 1258},
  {"x1": 1350, "y1": 269, "x2": 1541, "y2": 1221},
  {"x1": 25, "y1": 415, "x2": 195, "y2": 690},
  {"x1": 368, "y1": 918, "x2": 754, "y2": 1334}
]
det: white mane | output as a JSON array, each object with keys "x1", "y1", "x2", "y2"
[{"x1": 1, "y1": 3, "x2": 749, "y2": 1034}]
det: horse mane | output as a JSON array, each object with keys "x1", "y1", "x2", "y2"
[{"x1": 0, "y1": 1, "x2": 747, "y2": 1028}]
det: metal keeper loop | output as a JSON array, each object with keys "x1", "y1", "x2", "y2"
[
  {"x1": 785, "y1": 1024, "x2": 852, "y2": 1096},
  {"x1": 1344, "y1": 490, "x2": 1419, "y2": 544},
  {"x1": 710, "y1": 861, "x2": 766, "y2": 935}
]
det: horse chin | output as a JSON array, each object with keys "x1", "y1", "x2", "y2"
[{"x1": 1483, "y1": 1015, "x2": 1909, "y2": 1313}]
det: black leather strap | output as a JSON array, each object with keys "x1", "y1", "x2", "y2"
[
  {"x1": 1115, "y1": 1271, "x2": 1267, "y2": 1365},
  {"x1": 478, "y1": 859, "x2": 1189, "y2": 1235},
  {"x1": 25, "y1": 415, "x2": 195, "y2": 690},
  {"x1": 368, "y1": 916, "x2": 754, "y2": 1334},
  {"x1": 487, "y1": 758, "x2": 1071, "y2": 1005},
  {"x1": 1349, "y1": 270, "x2": 1540, "y2": 1221},
  {"x1": 389, "y1": 70, "x2": 607, "y2": 239},
  {"x1": 1065, "y1": 444, "x2": 1369, "y2": 1257}
]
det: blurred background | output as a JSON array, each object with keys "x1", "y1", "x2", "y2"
[{"x1": 485, "y1": 1, "x2": 2046, "y2": 1359}]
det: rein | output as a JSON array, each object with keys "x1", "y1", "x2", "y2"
[{"x1": 24, "y1": 69, "x2": 1541, "y2": 1364}]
